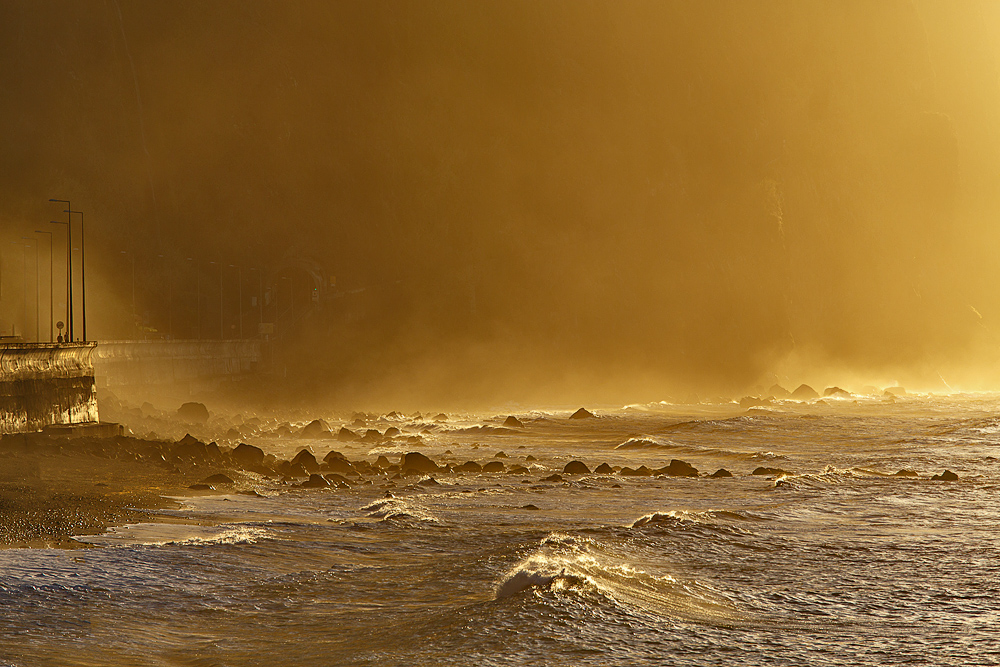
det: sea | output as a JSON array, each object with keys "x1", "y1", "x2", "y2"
[{"x1": 1, "y1": 393, "x2": 998, "y2": 666}]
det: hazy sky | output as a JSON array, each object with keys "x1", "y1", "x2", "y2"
[{"x1": 3, "y1": 1, "x2": 1000, "y2": 406}]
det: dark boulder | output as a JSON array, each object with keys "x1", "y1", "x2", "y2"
[
  {"x1": 482, "y1": 461, "x2": 505, "y2": 473},
  {"x1": 791, "y1": 384, "x2": 819, "y2": 400},
  {"x1": 201, "y1": 473, "x2": 234, "y2": 485},
  {"x1": 337, "y1": 427, "x2": 359, "y2": 441},
  {"x1": 594, "y1": 463, "x2": 614, "y2": 474},
  {"x1": 508, "y1": 465, "x2": 529, "y2": 474},
  {"x1": 894, "y1": 469, "x2": 919, "y2": 477},
  {"x1": 188, "y1": 483, "x2": 214, "y2": 491},
  {"x1": 768, "y1": 384, "x2": 790, "y2": 398},
  {"x1": 521, "y1": 504, "x2": 540, "y2": 510},
  {"x1": 418, "y1": 476, "x2": 440, "y2": 487},
  {"x1": 710, "y1": 468, "x2": 734, "y2": 478},
  {"x1": 503, "y1": 416, "x2": 524, "y2": 428},
  {"x1": 324, "y1": 473, "x2": 352, "y2": 488},
  {"x1": 494, "y1": 451, "x2": 508, "y2": 458},
  {"x1": 177, "y1": 402, "x2": 210, "y2": 423},
  {"x1": 931, "y1": 470, "x2": 958, "y2": 481},
  {"x1": 541, "y1": 473, "x2": 564, "y2": 483},
  {"x1": 323, "y1": 450, "x2": 347, "y2": 462},
  {"x1": 525, "y1": 455, "x2": 537, "y2": 462},
  {"x1": 291, "y1": 449, "x2": 320, "y2": 473},
  {"x1": 384, "y1": 427, "x2": 401, "y2": 437},
  {"x1": 656, "y1": 459, "x2": 699, "y2": 477},
  {"x1": 823, "y1": 386, "x2": 851, "y2": 398},
  {"x1": 362, "y1": 429, "x2": 383, "y2": 443},
  {"x1": 300, "y1": 419, "x2": 331, "y2": 438},
  {"x1": 324, "y1": 457, "x2": 356, "y2": 475},
  {"x1": 401, "y1": 451, "x2": 438, "y2": 473},
  {"x1": 739, "y1": 396, "x2": 772, "y2": 409},
  {"x1": 569, "y1": 408, "x2": 596, "y2": 419},
  {"x1": 301, "y1": 473, "x2": 331, "y2": 488},
  {"x1": 374, "y1": 455, "x2": 391, "y2": 469},
  {"x1": 233, "y1": 442, "x2": 265, "y2": 469},
  {"x1": 563, "y1": 460, "x2": 590, "y2": 475},
  {"x1": 620, "y1": 466, "x2": 652, "y2": 477},
  {"x1": 455, "y1": 461, "x2": 482, "y2": 473}
]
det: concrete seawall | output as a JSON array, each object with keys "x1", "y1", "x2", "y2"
[
  {"x1": 0, "y1": 343, "x2": 99, "y2": 434},
  {"x1": 92, "y1": 340, "x2": 261, "y2": 390}
]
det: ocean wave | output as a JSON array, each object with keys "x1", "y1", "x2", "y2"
[
  {"x1": 629, "y1": 510, "x2": 758, "y2": 538},
  {"x1": 360, "y1": 497, "x2": 440, "y2": 524},
  {"x1": 495, "y1": 532, "x2": 742, "y2": 624},
  {"x1": 73, "y1": 522, "x2": 269, "y2": 548}
]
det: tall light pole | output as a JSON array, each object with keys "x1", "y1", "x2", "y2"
[
  {"x1": 120, "y1": 250, "x2": 136, "y2": 336},
  {"x1": 11, "y1": 241, "x2": 25, "y2": 339},
  {"x1": 48, "y1": 199, "x2": 72, "y2": 341},
  {"x1": 66, "y1": 209, "x2": 86, "y2": 341},
  {"x1": 22, "y1": 238, "x2": 38, "y2": 342},
  {"x1": 35, "y1": 231, "x2": 54, "y2": 342}
]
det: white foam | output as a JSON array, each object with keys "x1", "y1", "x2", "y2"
[{"x1": 74, "y1": 523, "x2": 268, "y2": 547}]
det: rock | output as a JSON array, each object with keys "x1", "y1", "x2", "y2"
[
  {"x1": 201, "y1": 473, "x2": 234, "y2": 485},
  {"x1": 710, "y1": 468, "x2": 734, "y2": 478},
  {"x1": 569, "y1": 408, "x2": 595, "y2": 419},
  {"x1": 894, "y1": 469, "x2": 918, "y2": 477},
  {"x1": 508, "y1": 465, "x2": 529, "y2": 474},
  {"x1": 188, "y1": 483, "x2": 214, "y2": 491},
  {"x1": 739, "y1": 396, "x2": 772, "y2": 409},
  {"x1": 433, "y1": 413, "x2": 448, "y2": 422},
  {"x1": 300, "y1": 419, "x2": 331, "y2": 438},
  {"x1": 323, "y1": 450, "x2": 347, "y2": 462},
  {"x1": 324, "y1": 457, "x2": 356, "y2": 475},
  {"x1": 791, "y1": 384, "x2": 819, "y2": 400},
  {"x1": 494, "y1": 451, "x2": 508, "y2": 458},
  {"x1": 752, "y1": 466, "x2": 791, "y2": 476},
  {"x1": 563, "y1": 460, "x2": 590, "y2": 475},
  {"x1": 482, "y1": 461, "x2": 505, "y2": 473},
  {"x1": 324, "y1": 473, "x2": 352, "y2": 488},
  {"x1": 401, "y1": 452, "x2": 438, "y2": 473},
  {"x1": 384, "y1": 427, "x2": 401, "y2": 437},
  {"x1": 233, "y1": 442, "x2": 266, "y2": 469},
  {"x1": 884, "y1": 386, "x2": 906, "y2": 397},
  {"x1": 525, "y1": 455, "x2": 537, "y2": 462},
  {"x1": 455, "y1": 461, "x2": 483, "y2": 473},
  {"x1": 503, "y1": 416, "x2": 524, "y2": 428},
  {"x1": 374, "y1": 455, "x2": 391, "y2": 469},
  {"x1": 291, "y1": 449, "x2": 320, "y2": 473},
  {"x1": 768, "y1": 384, "x2": 790, "y2": 398},
  {"x1": 620, "y1": 466, "x2": 652, "y2": 477},
  {"x1": 173, "y1": 435, "x2": 208, "y2": 462},
  {"x1": 823, "y1": 386, "x2": 851, "y2": 397},
  {"x1": 301, "y1": 473, "x2": 330, "y2": 488},
  {"x1": 541, "y1": 473, "x2": 563, "y2": 483},
  {"x1": 177, "y1": 402, "x2": 210, "y2": 423},
  {"x1": 594, "y1": 463, "x2": 614, "y2": 474},
  {"x1": 521, "y1": 504, "x2": 540, "y2": 510},
  {"x1": 418, "y1": 477, "x2": 440, "y2": 487},
  {"x1": 656, "y1": 459, "x2": 699, "y2": 477},
  {"x1": 337, "y1": 427, "x2": 359, "y2": 441},
  {"x1": 931, "y1": 470, "x2": 958, "y2": 481},
  {"x1": 362, "y1": 429, "x2": 382, "y2": 443}
]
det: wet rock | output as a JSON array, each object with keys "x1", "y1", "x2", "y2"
[
  {"x1": 301, "y1": 473, "x2": 331, "y2": 488},
  {"x1": 233, "y1": 442, "x2": 265, "y2": 469},
  {"x1": 931, "y1": 470, "x2": 958, "y2": 481},
  {"x1": 508, "y1": 465, "x2": 529, "y2": 474},
  {"x1": 541, "y1": 473, "x2": 564, "y2": 483},
  {"x1": 324, "y1": 473, "x2": 352, "y2": 488},
  {"x1": 791, "y1": 384, "x2": 819, "y2": 400},
  {"x1": 337, "y1": 427, "x2": 359, "y2": 441},
  {"x1": 173, "y1": 434, "x2": 208, "y2": 462},
  {"x1": 620, "y1": 466, "x2": 652, "y2": 477},
  {"x1": 324, "y1": 450, "x2": 347, "y2": 462},
  {"x1": 823, "y1": 386, "x2": 851, "y2": 398},
  {"x1": 710, "y1": 468, "x2": 734, "y2": 478},
  {"x1": 884, "y1": 386, "x2": 906, "y2": 397},
  {"x1": 418, "y1": 477, "x2": 440, "y2": 487},
  {"x1": 894, "y1": 469, "x2": 919, "y2": 477},
  {"x1": 739, "y1": 396, "x2": 772, "y2": 409},
  {"x1": 455, "y1": 461, "x2": 482, "y2": 473},
  {"x1": 563, "y1": 460, "x2": 590, "y2": 475},
  {"x1": 324, "y1": 457, "x2": 356, "y2": 475},
  {"x1": 656, "y1": 459, "x2": 699, "y2": 477},
  {"x1": 752, "y1": 466, "x2": 791, "y2": 476},
  {"x1": 291, "y1": 449, "x2": 321, "y2": 473},
  {"x1": 569, "y1": 408, "x2": 595, "y2": 419},
  {"x1": 362, "y1": 429, "x2": 382, "y2": 443},
  {"x1": 503, "y1": 416, "x2": 524, "y2": 428},
  {"x1": 525, "y1": 455, "x2": 537, "y2": 462},
  {"x1": 188, "y1": 483, "x2": 214, "y2": 491},
  {"x1": 374, "y1": 455, "x2": 391, "y2": 469},
  {"x1": 521, "y1": 504, "x2": 540, "y2": 510},
  {"x1": 384, "y1": 427, "x2": 401, "y2": 437},
  {"x1": 201, "y1": 473, "x2": 234, "y2": 485},
  {"x1": 594, "y1": 463, "x2": 614, "y2": 474},
  {"x1": 401, "y1": 451, "x2": 438, "y2": 473},
  {"x1": 494, "y1": 451, "x2": 508, "y2": 458},
  {"x1": 768, "y1": 384, "x2": 790, "y2": 398},
  {"x1": 177, "y1": 402, "x2": 210, "y2": 424},
  {"x1": 482, "y1": 461, "x2": 505, "y2": 473},
  {"x1": 433, "y1": 413, "x2": 448, "y2": 422}
]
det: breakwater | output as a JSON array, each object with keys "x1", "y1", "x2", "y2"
[
  {"x1": 92, "y1": 339, "x2": 261, "y2": 390},
  {"x1": 0, "y1": 342, "x2": 99, "y2": 434}
]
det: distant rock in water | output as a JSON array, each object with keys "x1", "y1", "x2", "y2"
[
  {"x1": 569, "y1": 408, "x2": 595, "y2": 419},
  {"x1": 324, "y1": 457, "x2": 356, "y2": 475},
  {"x1": 201, "y1": 473, "x2": 234, "y2": 485},
  {"x1": 300, "y1": 419, "x2": 331, "y2": 438},
  {"x1": 884, "y1": 386, "x2": 906, "y2": 397},
  {"x1": 384, "y1": 427, "x2": 401, "y2": 437},
  {"x1": 494, "y1": 451, "x2": 508, "y2": 458},
  {"x1": 894, "y1": 469, "x2": 918, "y2": 477},
  {"x1": 455, "y1": 461, "x2": 482, "y2": 473},
  {"x1": 563, "y1": 460, "x2": 590, "y2": 474},
  {"x1": 374, "y1": 455, "x2": 391, "y2": 469},
  {"x1": 503, "y1": 416, "x2": 524, "y2": 428},
  {"x1": 401, "y1": 452, "x2": 438, "y2": 473},
  {"x1": 791, "y1": 384, "x2": 819, "y2": 399},
  {"x1": 177, "y1": 402, "x2": 210, "y2": 424},
  {"x1": 233, "y1": 442, "x2": 265, "y2": 469},
  {"x1": 655, "y1": 459, "x2": 698, "y2": 477},
  {"x1": 752, "y1": 466, "x2": 791, "y2": 476},
  {"x1": 323, "y1": 450, "x2": 346, "y2": 462},
  {"x1": 739, "y1": 396, "x2": 772, "y2": 409},
  {"x1": 931, "y1": 470, "x2": 958, "y2": 481},
  {"x1": 418, "y1": 477, "x2": 440, "y2": 487},
  {"x1": 521, "y1": 504, "x2": 540, "y2": 510},
  {"x1": 482, "y1": 461, "x2": 505, "y2": 473},
  {"x1": 541, "y1": 473, "x2": 563, "y2": 482},
  {"x1": 594, "y1": 463, "x2": 614, "y2": 474},
  {"x1": 337, "y1": 427, "x2": 359, "y2": 441},
  {"x1": 768, "y1": 384, "x2": 790, "y2": 398},
  {"x1": 823, "y1": 386, "x2": 851, "y2": 398},
  {"x1": 508, "y1": 465, "x2": 529, "y2": 474},
  {"x1": 301, "y1": 473, "x2": 330, "y2": 488},
  {"x1": 291, "y1": 449, "x2": 320, "y2": 473},
  {"x1": 620, "y1": 466, "x2": 652, "y2": 477},
  {"x1": 710, "y1": 468, "x2": 734, "y2": 478}
]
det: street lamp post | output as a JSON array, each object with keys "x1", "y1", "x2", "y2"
[
  {"x1": 48, "y1": 199, "x2": 72, "y2": 341},
  {"x1": 35, "y1": 231, "x2": 54, "y2": 342},
  {"x1": 120, "y1": 250, "x2": 136, "y2": 336},
  {"x1": 66, "y1": 209, "x2": 86, "y2": 341},
  {"x1": 22, "y1": 238, "x2": 38, "y2": 342}
]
